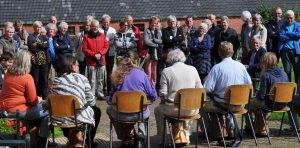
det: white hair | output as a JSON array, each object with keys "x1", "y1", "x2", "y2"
[
  {"x1": 167, "y1": 15, "x2": 177, "y2": 22},
  {"x1": 91, "y1": 19, "x2": 100, "y2": 25},
  {"x1": 5, "y1": 26, "x2": 15, "y2": 32},
  {"x1": 252, "y1": 13, "x2": 262, "y2": 21},
  {"x1": 58, "y1": 22, "x2": 68, "y2": 31},
  {"x1": 286, "y1": 10, "x2": 295, "y2": 17},
  {"x1": 201, "y1": 20, "x2": 211, "y2": 30},
  {"x1": 241, "y1": 11, "x2": 252, "y2": 21},
  {"x1": 45, "y1": 23, "x2": 56, "y2": 31},
  {"x1": 252, "y1": 35, "x2": 261, "y2": 43},
  {"x1": 166, "y1": 48, "x2": 186, "y2": 64},
  {"x1": 199, "y1": 22, "x2": 208, "y2": 32},
  {"x1": 207, "y1": 14, "x2": 216, "y2": 19},
  {"x1": 33, "y1": 21, "x2": 43, "y2": 27},
  {"x1": 86, "y1": 15, "x2": 94, "y2": 21},
  {"x1": 101, "y1": 14, "x2": 111, "y2": 21}
]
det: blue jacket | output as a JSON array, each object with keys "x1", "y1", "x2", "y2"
[
  {"x1": 53, "y1": 33, "x2": 74, "y2": 57},
  {"x1": 189, "y1": 34, "x2": 212, "y2": 59},
  {"x1": 279, "y1": 20, "x2": 300, "y2": 54}
]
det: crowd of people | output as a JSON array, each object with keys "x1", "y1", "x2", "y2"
[{"x1": 0, "y1": 6, "x2": 299, "y2": 148}]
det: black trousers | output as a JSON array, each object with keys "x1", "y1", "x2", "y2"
[{"x1": 31, "y1": 64, "x2": 48, "y2": 100}]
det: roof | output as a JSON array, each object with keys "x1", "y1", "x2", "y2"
[{"x1": 0, "y1": 0, "x2": 299, "y2": 24}]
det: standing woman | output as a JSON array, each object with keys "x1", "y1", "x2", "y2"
[
  {"x1": 189, "y1": 23, "x2": 212, "y2": 82},
  {"x1": 27, "y1": 21, "x2": 50, "y2": 100},
  {"x1": 114, "y1": 20, "x2": 136, "y2": 57},
  {"x1": 250, "y1": 13, "x2": 267, "y2": 49},
  {"x1": 143, "y1": 16, "x2": 162, "y2": 86}
]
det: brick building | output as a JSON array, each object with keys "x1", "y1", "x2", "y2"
[{"x1": 0, "y1": 0, "x2": 299, "y2": 35}]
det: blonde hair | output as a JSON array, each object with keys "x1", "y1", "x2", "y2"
[
  {"x1": 218, "y1": 41, "x2": 234, "y2": 58},
  {"x1": 9, "y1": 50, "x2": 31, "y2": 75},
  {"x1": 260, "y1": 52, "x2": 277, "y2": 72},
  {"x1": 111, "y1": 51, "x2": 139, "y2": 85}
]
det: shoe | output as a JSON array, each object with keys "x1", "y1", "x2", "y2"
[
  {"x1": 283, "y1": 127, "x2": 300, "y2": 132},
  {"x1": 255, "y1": 131, "x2": 268, "y2": 137}
]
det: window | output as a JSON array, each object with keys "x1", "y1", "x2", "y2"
[
  {"x1": 80, "y1": 26, "x2": 84, "y2": 32},
  {"x1": 67, "y1": 26, "x2": 75, "y2": 35},
  {"x1": 134, "y1": 23, "x2": 145, "y2": 32}
]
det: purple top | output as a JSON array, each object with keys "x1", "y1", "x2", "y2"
[{"x1": 107, "y1": 68, "x2": 157, "y2": 113}]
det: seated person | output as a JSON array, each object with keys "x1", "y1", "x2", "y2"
[
  {"x1": 0, "y1": 52, "x2": 14, "y2": 92},
  {"x1": 50, "y1": 55, "x2": 101, "y2": 148},
  {"x1": 243, "y1": 35, "x2": 266, "y2": 78},
  {"x1": 0, "y1": 50, "x2": 49, "y2": 147},
  {"x1": 203, "y1": 41, "x2": 252, "y2": 140},
  {"x1": 246, "y1": 52, "x2": 288, "y2": 136},
  {"x1": 154, "y1": 48, "x2": 202, "y2": 146},
  {"x1": 106, "y1": 51, "x2": 157, "y2": 147}
]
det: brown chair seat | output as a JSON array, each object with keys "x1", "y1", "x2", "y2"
[
  {"x1": 166, "y1": 114, "x2": 201, "y2": 121},
  {"x1": 232, "y1": 108, "x2": 248, "y2": 115},
  {"x1": 273, "y1": 106, "x2": 290, "y2": 112}
]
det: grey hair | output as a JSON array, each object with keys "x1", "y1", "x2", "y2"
[
  {"x1": 102, "y1": 14, "x2": 111, "y2": 21},
  {"x1": 286, "y1": 10, "x2": 295, "y2": 17},
  {"x1": 167, "y1": 15, "x2": 177, "y2": 22},
  {"x1": 58, "y1": 21, "x2": 68, "y2": 31},
  {"x1": 5, "y1": 26, "x2": 15, "y2": 32},
  {"x1": 199, "y1": 22, "x2": 208, "y2": 32},
  {"x1": 206, "y1": 14, "x2": 216, "y2": 19},
  {"x1": 166, "y1": 48, "x2": 186, "y2": 64},
  {"x1": 86, "y1": 15, "x2": 94, "y2": 21},
  {"x1": 252, "y1": 13, "x2": 262, "y2": 21},
  {"x1": 201, "y1": 20, "x2": 211, "y2": 30},
  {"x1": 9, "y1": 50, "x2": 31, "y2": 75},
  {"x1": 241, "y1": 11, "x2": 252, "y2": 21},
  {"x1": 45, "y1": 23, "x2": 56, "y2": 31},
  {"x1": 33, "y1": 21, "x2": 43, "y2": 27},
  {"x1": 91, "y1": 19, "x2": 100, "y2": 25},
  {"x1": 220, "y1": 16, "x2": 229, "y2": 22},
  {"x1": 252, "y1": 35, "x2": 262, "y2": 43},
  {"x1": 41, "y1": 27, "x2": 46, "y2": 34}
]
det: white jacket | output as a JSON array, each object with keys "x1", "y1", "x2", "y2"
[{"x1": 99, "y1": 26, "x2": 116, "y2": 56}]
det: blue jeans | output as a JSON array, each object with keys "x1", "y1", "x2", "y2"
[{"x1": 20, "y1": 103, "x2": 49, "y2": 137}]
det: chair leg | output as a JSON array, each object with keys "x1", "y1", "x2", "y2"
[
  {"x1": 88, "y1": 125, "x2": 91, "y2": 148},
  {"x1": 260, "y1": 110, "x2": 271, "y2": 144},
  {"x1": 167, "y1": 120, "x2": 176, "y2": 148},
  {"x1": 163, "y1": 118, "x2": 167, "y2": 148},
  {"x1": 146, "y1": 121, "x2": 150, "y2": 148},
  {"x1": 51, "y1": 126, "x2": 55, "y2": 143},
  {"x1": 278, "y1": 112, "x2": 285, "y2": 136},
  {"x1": 215, "y1": 113, "x2": 226, "y2": 148},
  {"x1": 288, "y1": 111, "x2": 300, "y2": 142},
  {"x1": 196, "y1": 119, "x2": 199, "y2": 148},
  {"x1": 201, "y1": 116, "x2": 210, "y2": 148},
  {"x1": 241, "y1": 115, "x2": 244, "y2": 135},
  {"x1": 83, "y1": 124, "x2": 87, "y2": 147},
  {"x1": 110, "y1": 121, "x2": 113, "y2": 148},
  {"x1": 247, "y1": 113, "x2": 258, "y2": 146}
]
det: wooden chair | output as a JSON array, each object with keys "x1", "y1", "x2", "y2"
[
  {"x1": 215, "y1": 84, "x2": 257, "y2": 147},
  {"x1": 109, "y1": 91, "x2": 151, "y2": 148},
  {"x1": 46, "y1": 95, "x2": 91, "y2": 148},
  {"x1": 259, "y1": 82, "x2": 300, "y2": 144},
  {"x1": 162, "y1": 88, "x2": 210, "y2": 148},
  {"x1": 0, "y1": 110, "x2": 30, "y2": 147}
]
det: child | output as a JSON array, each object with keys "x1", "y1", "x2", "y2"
[{"x1": 0, "y1": 52, "x2": 14, "y2": 91}]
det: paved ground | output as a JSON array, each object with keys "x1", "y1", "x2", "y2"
[{"x1": 51, "y1": 100, "x2": 300, "y2": 148}]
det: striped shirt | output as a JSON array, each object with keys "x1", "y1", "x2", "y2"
[{"x1": 50, "y1": 73, "x2": 96, "y2": 126}]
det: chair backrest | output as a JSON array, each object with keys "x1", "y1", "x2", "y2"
[
  {"x1": 174, "y1": 88, "x2": 206, "y2": 110},
  {"x1": 224, "y1": 84, "x2": 253, "y2": 105},
  {"x1": 47, "y1": 95, "x2": 80, "y2": 117},
  {"x1": 112, "y1": 91, "x2": 148, "y2": 113},
  {"x1": 269, "y1": 82, "x2": 297, "y2": 103}
]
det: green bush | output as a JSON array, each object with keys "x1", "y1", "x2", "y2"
[{"x1": 0, "y1": 119, "x2": 16, "y2": 134}]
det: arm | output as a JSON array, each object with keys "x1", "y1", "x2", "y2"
[
  {"x1": 261, "y1": 27, "x2": 268, "y2": 47},
  {"x1": 162, "y1": 29, "x2": 173, "y2": 46},
  {"x1": 257, "y1": 74, "x2": 267, "y2": 100},
  {"x1": 114, "y1": 33, "x2": 125, "y2": 49},
  {"x1": 143, "y1": 30, "x2": 158, "y2": 48},
  {"x1": 27, "y1": 35, "x2": 38, "y2": 52},
  {"x1": 153, "y1": 30, "x2": 162, "y2": 44},
  {"x1": 159, "y1": 70, "x2": 168, "y2": 102},
  {"x1": 66, "y1": 35, "x2": 74, "y2": 53},
  {"x1": 83, "y1": 76, "x2": 96, "y2": 106},
  {"x1": 143, "y1": 73, "x2": 157, "y2": 102},
  {"x1": 203, "y1": 68, "x2": 217, "y2": 93},
  {"x1": 37, "y1": 35, "x2": 49, "y2": 50},
  {"x1": 172, "y1": 28, "x2": 184, "y2": 43},
  {"x1": 53, "y1": 36, "x2": 69, "y2": 51},
  {"x1": 126, "y1": 33, "x2": 137, "y2": 49},
  {"x1": 99, "y1": 37, "x2": 109, "y2": 56},
  {"x1": 82, "y1": 36, "x2": 96, "y2": 56},
  {"x1": 25, "y1": 76, "x2": 39, "y2": 105}
]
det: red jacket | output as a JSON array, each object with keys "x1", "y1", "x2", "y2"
[{"x1": 82, "y1": 33, "x2": 109, "y2": 66}]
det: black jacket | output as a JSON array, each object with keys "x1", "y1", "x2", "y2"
[
  {"x1": 162, "y1": 27, "x2": 184, "y2": 51},
  {"x1": 244, "y1": 47, "x2": 266, "y2": 78}
]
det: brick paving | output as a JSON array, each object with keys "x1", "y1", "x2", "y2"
[{"x1": 50, "y1": 100, "x2": 300, "y2": 148}]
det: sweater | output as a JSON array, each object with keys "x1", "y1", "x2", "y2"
[{"x1": 0, "y1": 72, "x2": 38, "y2": 113}]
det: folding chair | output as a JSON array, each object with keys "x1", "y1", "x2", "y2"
[
  {"x1": 0, "y1": 110, "x2": 30, "y2": 147},
  {"x1": 259, "y1": 82, "x2": 300, "y2": 144},
  {"x1": 47, "y1": 95, "x2": 91, "y2": 148},
  {"x1": 162, "y1": 88, "x2": 210, "y2": 148},
  {"x1": 109, "y1": 91, "x2": 151, "y2": 148},
  {"x1": 214, "y1": 84, "x2": 257, "y2": 147}
]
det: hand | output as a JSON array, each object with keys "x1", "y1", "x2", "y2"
[
  {"x1": 37, "y1": 96, "x2": 43, "y2": 103},
  {"x1": 33, "y1": 43, "x2": 37, "y2": 47},
  {"x1": 95, "y1": 54, "x2": 101, "y2": 60},
  {"x1": 68, "y1": 45, "x2": 71, "y2": 48}
]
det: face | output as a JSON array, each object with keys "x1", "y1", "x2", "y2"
[
  {"x1": 186, "y1": 18, "x2": 193, "y2": 27},
  {"x1": 60, "y1": 25, "x2": 68, "y2": 35},
  {"x1": 209, "y1": 15, "x2": 216, "y2": 24},
  {"x1": 15, "y1": 24, "x2": 22, "y2": 32},
  {"x1": 126, "y1": 16, "x2": 133, "y2": 26},
  {"x1": 1, "y1": 60, "x2": 13, "y2": 69},
  {"x1": 120, "y1": 22, "x2": 129, "y2": 32},
  {"x1": 102, "y1": 18, "x2": 110, "y2": 29},
  {"x1": 49, "y1": 16, "x2": 57, "y2": 25},
  {"x1": 149, "y1": 21, "x2": 158, "y2": 30},
  {"x1": 274, "y1": 9, "x2": 282, "y2": 20},
  {"x1": 221, "y1": 20, "x2": 228, "y2": 30},
  {"x1": 91, "y1": 22, "x2": 99, "y2": 32},
  {"x1": 252, "y1": 38, "x2": 261, "y2": 49},
  {"x1": 168, "y1": 18, "x2": 177, "y2": 28},
  {"x1": 47, "y1": 28, "x2": 55, "y2": 36},
  {"x1": 286, "y1": 14, "x2": 295, "y2": 25},
  {"x1": 253, "y1": 18, "x2": 261, "y2": 26},
  {"x1": 245, "y1": 17, "x2": 252, "y2": 25},
  {"x1": 5, "y1": 29, "x2": 14, "y2": 39},
  {"x1": 84, "y1": 23, "x2": 91, "y2": 31},
  {"x1": 198, "y1": 26, "x2": 205, "y2": 35},
  {"x1": 71, "y1": 61, "x2": 79, "y2": 73},
  {"x1": 34, "y1": 25, "x2": 42, "y2": 34}
]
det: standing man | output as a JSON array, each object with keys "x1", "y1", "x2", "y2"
[
  {"x1": 212, "y1": 16, "x2": 240, "y2": 64},
  {"x1": 278, "y1": 10, "x2": 300, "y2": 84},
  {"x1": 207, "y1": 14, "x2": 220, "y2": 45},
  {"x1": 183, "y1": 16, "x2": 197, "y2": 37},
  {"x1": 82, "y1": 19, "x2": 109, "y2": 100},
  {"x1": 99, "y1": 14, "x2": 116, "y2": 95},
  {"x1": 49, "y1": 16, "x2": 58, "y2": 32},
  {"x1": 266, "y1": 7, "x2": 284, "y2": 59}
]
